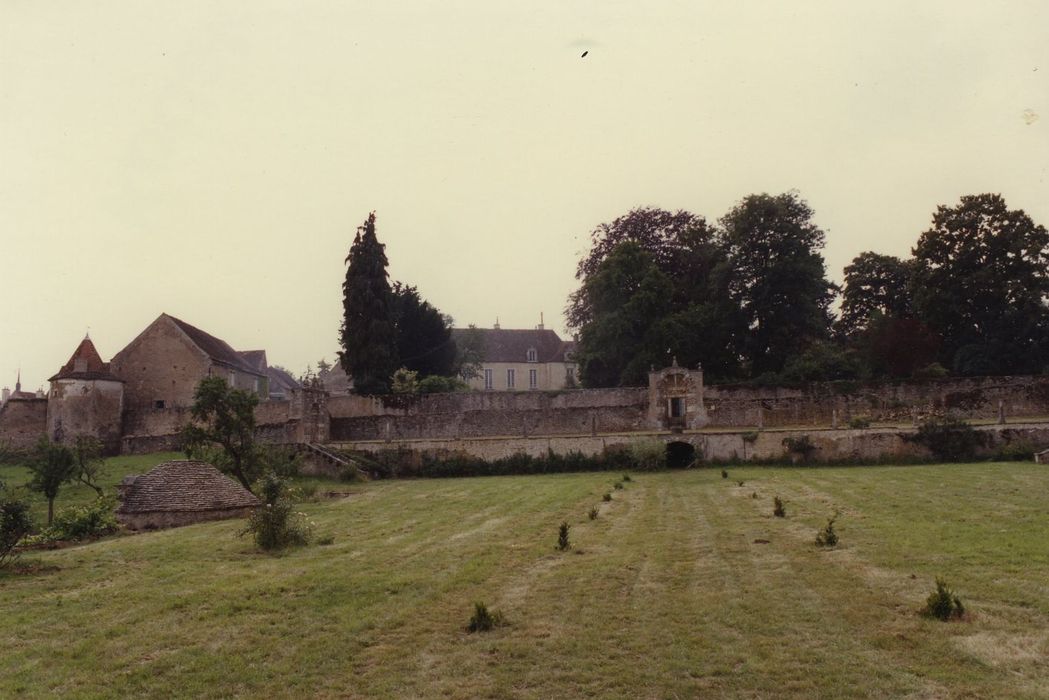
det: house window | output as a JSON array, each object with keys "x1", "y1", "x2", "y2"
[
  {"x1": 526, "y1": 348, "x2": 537, "y2": 363},
  {"x1": 566, "y1": 367, "x2": 575, "y2": 383},
  {"x1": 506, "y1": 369, "x2": 515, "y2": 389},
  {"x1": 529, "y1": 369, "x2": 538, "y2": 389},
  {"x1": 228, "y1": 371, "x2": 236, "y2": 386},
  {"x1": 484, "y1": 369, "x2": 493, "y2": 390},
  {"x1": 254, "y1": 377, "x2": 260, "y2": 394},
  {"x1": 154, "y1": 400, "x2": 165, "y2": 409}
]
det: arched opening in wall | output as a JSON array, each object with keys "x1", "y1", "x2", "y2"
[{"x1": 666, "y1": 441, "x2": 696, "y2": 469}]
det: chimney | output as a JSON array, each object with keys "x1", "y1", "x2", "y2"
[
  {"x1": 537, "y1": 312, "x2": 544, "y2": 331},
  {"x1": 494, "y1": 317, "x2": 501, "y2": 330},
  {"x1": 1, "y1": 387, "x2": 9, "y2": 403}
]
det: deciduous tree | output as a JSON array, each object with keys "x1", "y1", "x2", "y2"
[
  {"x1": 911, "y1": 194, "x2": 1049, "y2": 374},
  {"x1": 27, "y1": 437, "x2": 77, "y2": 525},
  {"x1": 181, "y1": 376, "x2": 260, "y2": 492},
  {"x1": 719, "y1": 192, "x2": 835, "y2": 376}
]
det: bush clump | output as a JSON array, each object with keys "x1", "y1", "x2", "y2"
[
  {"x1": 466, "y1": 602, "x2": 505, "y2": 632},
  {"x1": 848, "y1": 416, "x2": 871, "y2": 429},
  {"x1": 0, "y1": 486, "x2": 33, "y2": 568},
  {"x1": 773, "y1": 497, "x2": 786, "y2": 518},
  {"x1": 588, "y1": 507, "x2": 598, "y2": 520},
  {"x1": 243, "y1": 472, "x2": 313, "y2": 551},
  {"x1": 629, "y1": 440, "x2": 666, "y2": 471},
  {"x1": 815, "y1": 511, "x2": 840, "y2": 547},
  {"x1": 721, "y1": 469, "x2": 728, "y2": 479},
  {"x1": 622, "y1": 474, "x2": 632, "y2": 482},
  {"x1": 602, "y1": 493, "x2": 612, "y2": 502},
  {"x1": 922, "y1": 578, "x2": 965, "y2": 620},
  {"x1": 910, "y1": 415, "x2": 985, "y2": 462},
  {"x1": 363, "y1": 447, "x2": 636, "y2": 480},
  {"x1": 613, "y1": 481, "x2": 623, "y2": 490},
  {"x1": 782, "y1": 435, "x2": 817, "y2": 463},
  {"x1": 44, "y1": 497, "x2": 118, "y2": 542}
]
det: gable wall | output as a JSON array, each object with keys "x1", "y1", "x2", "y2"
[{"x1": 110, "y1": 319, "x2": 211, "y2": 409}]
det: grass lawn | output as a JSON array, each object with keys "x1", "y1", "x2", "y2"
[{"x1": 2, "y1": 459, "x2": 1048, "y2": 698}]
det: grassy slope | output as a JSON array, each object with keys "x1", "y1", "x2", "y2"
[{"x1": 1, "y1": 462, "x2": 1048, "y2": 698}]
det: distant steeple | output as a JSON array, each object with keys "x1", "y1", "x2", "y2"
[
  {"x1": 494, "y1": 317, "x2": 501, "y2": 330},
  {"x1": 15, "y1": 369, "x2": 21, "y2": 393}
]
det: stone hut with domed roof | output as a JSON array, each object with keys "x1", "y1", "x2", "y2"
[{"x1": 116, "y1": 460, "x2": 259, "y2": 530}]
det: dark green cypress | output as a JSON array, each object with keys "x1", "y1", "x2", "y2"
[{"x1": 339, "y1": 212, "x2": 398, "y2": 394}]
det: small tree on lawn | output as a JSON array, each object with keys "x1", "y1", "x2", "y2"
[
  {"x1": 27, "y1": 437, "x2": 78, "y2": 525},
  {"x1": 181, "y1": 376, "x2": 261, "y2": 493},
  {"x1": 72, "y1": 435, "x2": 106, "y2": 497}
]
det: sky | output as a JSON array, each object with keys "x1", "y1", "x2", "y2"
[{"x1": 2, "y1": 1, "x2": 1047, "y2": 391}]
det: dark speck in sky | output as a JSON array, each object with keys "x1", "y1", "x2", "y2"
[{"x1": 581, "y1": 51, "x2": 588, "y2": 58}]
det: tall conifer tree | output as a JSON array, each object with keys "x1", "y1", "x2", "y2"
[{"x1": 339, "y1": 212, "x2": 398, "y2": 394}]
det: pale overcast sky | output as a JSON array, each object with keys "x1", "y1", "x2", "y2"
[{"x1": 2, "y1": 1, "x2": 1047, "y2": 390}]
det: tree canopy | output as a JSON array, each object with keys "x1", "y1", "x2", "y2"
[
  {"x1": 719, "y1": 192, "x2": 835, "y2": 376},
  {"x1": 390, "y1": 282, "x2": 457, "y2": 379},
  {"x1": 181, "y1": 376, "x2": 261, "y2": 492},
  {"x1": 911, "y1": 194, "x2": 1049, "y2": 375}
]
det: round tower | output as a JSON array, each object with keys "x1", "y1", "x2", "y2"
[{"x1": 47, "y1": 335, "x2": 125, "y2": 454}]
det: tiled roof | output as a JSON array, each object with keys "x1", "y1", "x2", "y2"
[
  {"x1": 49, "y1": 337, "x2": 122, "y2": 382},
  {"x1": 117, "y1": 460, "x2": 259, "y2": 514},
  {"x1": 451, "y1": 328, "x2": 576, "y2": 364},
  {"x1": 164, "y1": 314, "x2": 265, "y2": 377}
]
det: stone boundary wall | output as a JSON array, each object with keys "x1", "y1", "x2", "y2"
[
  {"x1": 328, "y1": 376, "x2": 1049, "y2": 442},
  {"x1": 705, "y1": 375, "x2": 1049, "y2": 427},
  {"x1": 0, "y1": 399, "x2": 48, "y2": 450},
  {"x1": 331, "y1": 422, "x2": 1049, "y2": 465}
]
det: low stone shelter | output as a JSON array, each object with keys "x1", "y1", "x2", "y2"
[{"x1": 116, "y1": 460, "x2": 259, "y2": 530}]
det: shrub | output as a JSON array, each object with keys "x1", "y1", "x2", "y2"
[
  {"x1": 622, "y1": 474, "x2": 632, "y2": 482},
  {"x1": 613, "y1": 481, "x2": 623, "y2": 490},
  {"x1": 782, "y1": 435, "x2": 817, "y2": 462},
  {"x1": 46, "y1": 498, "x2": 118, "y2": 541},
  {"x1": 721, "y1": 469, "x2": 728, "y2": 479},
  {"x1": 317, "y1": 535, "x2": 335, "y2": 546},
  {"x1": 588, "y1": 507, "x2": 598, "y2": 520},
  {"x1": 912, "y1": 362, "x2": 949, "y2": 379},
  {"x1": 737, "y1": 480, "x2": 744, "y2": 487},
  {"x1": 848, "y1": 416, "x2": 871, "y2": 430},
  {"x1": 243, "y1": 472, "x2": 313, "y2": 551},
  {"x1": 417, "y1": 375, "x2": 468, "y2": 394},
  {"x1": 910, "y1": 415, "x2": 985, "y2": 462},
  {"x1": 557, "y1": 521, "x2": 570, "y2": 551},
  {"x1": 629, "y1": 439, "x2": 665, "y2": 471},
  {"x1": 259, "y1": 445, "x2": 303, "y2": 479},
  {"x1": 602, "y1": 493, "x2": 612, "y2": 502},
  {"x1": 815, "y1": 511, "x2": 840, "y2": 547},
  {"x1": 0, "y1": 487, "x2": 33, "y2": 568},
  {"x1": 741, "y1": 431, "x2": 759, "y2": 444},
  {"x1": 466, "y1": 602, "x2": 505, "y2": 632},
  {"x1": 994, "y1": 440, "x2": 1035, "y2": 461},
  {"x1": 922, "y1": 578, "x2": 965, "y2": 620},
  {"x1": 773, "y1": 497, "x2": 786, "y2": 518}
]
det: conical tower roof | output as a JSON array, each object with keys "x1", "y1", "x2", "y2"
[{"x1": 49, "y1": 335, "x2": 121, "y2": 382}]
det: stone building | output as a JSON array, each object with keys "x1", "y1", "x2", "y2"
[
  {"x1": 452, "y1": 322, "x2": 577, "y2": 392},
  {"x1": 0, "y1": 373, "x2": 48, "y2": 450},
  {"x1": 109, "y1": 313, "x2": 269, "y2": 410},
  {"x1": 116, "y1": 460, "x2": 259, "y2": 530},
  {"x1": 46, "y1": 335, "x2": 124, "y2": 453},
  {"x1": 647, "y1": 360, "x2": 707, "y2": 431}
]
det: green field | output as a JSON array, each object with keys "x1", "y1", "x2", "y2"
[{"x1": 2, "y1": 458, "x2": 1049, "y2": 698}]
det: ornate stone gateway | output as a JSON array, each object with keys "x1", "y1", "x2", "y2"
[{"x1": 647, "y1": 359, "x2": 708, "y2": 432}]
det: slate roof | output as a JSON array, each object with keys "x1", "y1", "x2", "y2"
[
  {"x1": 238, "y1": 350, "x2": 268, "y2": 373},
  {"x1": 117, "y1": 460, "x2": 259, "y2": 514},
  {"x1": 164, "y1": 314, "x2": 266, "y2": 377},
  {"x1": 265, "y1": 365, "x2": 301, "y2": 392},
  {"x1": 49, "y1": 336, "x2": 122, "y2": 382},
  {"x1": 451, "y1": 328, "x2": 576, "y2": 364}
]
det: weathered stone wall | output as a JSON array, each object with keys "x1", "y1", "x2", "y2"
[
  {"x1": 47, "y1": 378, "x2": 124, "y2": 453},
  {"x1": 116, "y1": 505, "x2": 256, "y2": 530},
  {"x1": 704, "y1": 376, "x2": 1049, "y2": 427},
  {"x1": 332, "y1": 422, "x2": 1049, "y2": 465},
  {"x1": 0, "y1": 398, "x2": 48, "y2": 450}
]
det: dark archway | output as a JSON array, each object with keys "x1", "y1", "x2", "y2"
[{"x1": 666, "y1": 441, "x2": 696, "y2": 469}]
